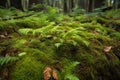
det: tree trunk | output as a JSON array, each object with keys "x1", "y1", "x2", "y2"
[
  {"x1": 113, "y1": 0, "x2": 119, "y2": 9},
  {"x1": 94, "y1": 0, "x2": 104, "y2": 8},
  {"x1": 87, "y1": 0, "x2": 94, "y2": 12},
  {"x1": 21, "y1": 0, "x2": 29, "y2": 11}
]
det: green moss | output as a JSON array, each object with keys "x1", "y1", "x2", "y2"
[
  {"x1": 104, "y1": 9, "x2": 120, "y2": 19},
  {"x1": 0, "y1": 7, "x2": 120, "y2": 80},
  {"x1": 10, "y1": 56, "x2": 45, "y2": 80}
]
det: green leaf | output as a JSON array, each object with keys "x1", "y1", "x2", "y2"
[
  {"x1": 18, "y1": 28, "x2": 33, "y2": 35},
  {"x1": 71, "y1": 40, "x2": 78, "y2": 46},
  {"x1": 72, "y1": 35, "x2": 90, "y2": 46},
  {"x1": 1, "y1": 57, "x2": 7, "y2": 66},
  {"x1": 5, "y1": 57, "x2": 11, "y2": 64},
  {"x1": 18, "y1": 52, "x2": 27, "y2": 57},
  {"x1": 0, "y1": 57, "x2": 18, "y2": 66},
  {"x1": 65, "y1": 74, "x2": 79, "y2": 80},
  {"x1": 54, "y1": 43, "x2": 63, "y2": 48}
]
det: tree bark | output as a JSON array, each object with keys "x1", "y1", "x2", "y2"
[{"x1": 87, "y1": 0, "x2": 94, "y2": 12}]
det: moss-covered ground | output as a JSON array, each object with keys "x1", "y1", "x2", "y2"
[{"x1": 0, "y1": 6, "x2": 120, "y2": 80}]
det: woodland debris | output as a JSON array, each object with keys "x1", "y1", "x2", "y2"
[
  {"x1": 104, "y1": 46, "x2": 113, "y2": 61},
  {"x1": 0, "y1": 35, "x2": 12, "y2": 39},
  {"x1": 52, "y1": 69, "x2": 59, "y2": 80},
  {"x1": 2, "y1": 13, "x2": 34, "y2": 21},
  {"x1": 104, "y1": 46, "x2": 112, "y2": 53},
  {"x1": 43, "y1": 66, "x2": 59, "y2": 80},
  {"x1": 43, "y1": 67, "x2": 52, "y2": 80}
]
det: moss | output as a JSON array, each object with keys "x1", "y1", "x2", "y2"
[
  {"x1": 1, "y1": 7, "x2": 120, "y2": 80},
  {"x1": 15, "y1": 17, "x2": 49, "y2": 28},
  {"x1": 104, "y1": 9, "x2": 120, "y2": 19},
  {"x1": 10, "y1": 56, "x2": 45, "y2": 80}
]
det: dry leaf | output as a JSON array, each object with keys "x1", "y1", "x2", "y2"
[
  {"x1": 5, "y1": 53, "x2": 10, "y2": 57},
  {"x1": 4, "y1": 31, "x2": 8, "y2": 36},
  {"x1": 0, "y1": 35, "x2": 6, "y2": 38},
  {"x1": 104, "y1": 46, "x2": 112, "y2": 53},
  {"x1": 52, "y1": 69, "x2": 59, "y2": 80},
  {"x1": 43, "y1": 66, "x2": 59, "y2": 80},
  {"x1": 43, "y1": 67, "x2": 52, "y2": 80}
]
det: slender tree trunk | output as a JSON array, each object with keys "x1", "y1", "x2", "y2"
[
  {"x1": 94, "y1": 0, "x2": 104, "y2": 8},
  {"x1": 114, "y1": 0, "x2": 119, "y2": 9},
  {"x1": 87, "y1": 0, "x2": 94, "y2": 12},
  {"x1": 6, "y1": 0, "x2": 11, "y2": 8},
  {"x1": 21, "y1": 0, "x2": 29, "y2": 11},
  {"x1": 63, "y1": 0, "x2": 67, "y2": 13}
]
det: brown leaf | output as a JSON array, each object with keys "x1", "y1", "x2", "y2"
[
  {"x1": 43, "y1": 67, "x2": 52, "y2": 80},
  {"x1": 104, "y1": 46, "x2": 112, "y2": 53},
  {"x1": 5, "y1": 53, "x2": 10, "y2": 57},
  {"x1": 52, "y1": 69, "x2": 59, "y2": 80},
  {"x1": 4, "y1": 31, "x2": 8, "y2": 36},
  {"x1": 0, "y1": 35, "x2": 6, "y2": 38}
]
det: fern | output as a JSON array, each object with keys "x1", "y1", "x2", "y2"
[
  {"x1": 33, "y1": 22, "x2": 55, "y2": 35},
  {"x1": 62, "y1": 28, "x2": 81, "y2": 38},
  {"x1": 60, "y1": 28, "x2": 90, "y2": 46},
  {"x1": 18, "y1": 28, "x2": 33, "y2": 35},
  {"x1": 18, "y1": 22, "x2": 55, "y2": 36},
  {"x1": 65, "y1": 74, "x2": 79, "y2": 80},
  {"x1": 0, "y1": 57, "x2": 18, "y2": 66},
  {"x1": 72, "y1": 35, "x2": 90, "y2": 46},
  {"x1": 61, "y1": 60, "x2": 80, "y2": 80},
  {"x1": 110, "y1": 32, "x2": 120, "y2": 40}
]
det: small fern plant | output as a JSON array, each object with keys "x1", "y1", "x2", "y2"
[
  {"x1": 60, "y1": 27, "x2": 90, "y2": 47},
  {"x1": 61, "y1": 60, "x2": 80, "y2": 80},
  {"x1": 0, "y1": 56, "x2": 18, "y2": 66},
  {"x1": 18, "y1": 22, "x2": 55, "y2": 36}
]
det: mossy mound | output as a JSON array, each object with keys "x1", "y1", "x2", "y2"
[
  {"x1": 10, "y1": 56, "x2": 45, "y2": 80},
  {"x1": 0, "y1": 8, "x2": 120, "y2": 80}
]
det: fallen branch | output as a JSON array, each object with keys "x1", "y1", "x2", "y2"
[{"x1": 2, "y1": 12, "x2": 34, "y2": 21}]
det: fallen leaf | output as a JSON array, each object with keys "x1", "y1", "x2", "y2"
[
  {"x1": 104, "y1": 46, "x2": 112, "y2": 53},
  {"x1": 52, "y1": 69, "x2": 59, "y2": 80},
  {"x1": 4, "y1": 31, "x2": 8, "y2": 36},
  {"x1": 0, "y1": 35, "x2": 6, "y2": 38},
  {"x1": 43, "y1": 67, "x2": 52, "y2": 80}
]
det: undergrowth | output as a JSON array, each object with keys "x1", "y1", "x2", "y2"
[{"x1": 0, "y1": 7, "x2": 120, "y2": 80}]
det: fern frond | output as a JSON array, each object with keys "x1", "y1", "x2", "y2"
[
  {"x1": 62, "y1": 60, "x2": 80, "y2": 80},
  {"x1": 33, "y1": 22, "x2": 55, "y2": 35},
  {"x1": 65, "y1": 74, "x2": 79, "y2": 80},
  {"x1": 39, "y1": 22, "x2": 55, "y2": 33},
  {"x1": 18, "y1": 28, "x2": 33, "y2": 35},
  {"x1": 110, "y1": 32, "x2": 120, "y2": 40},
  {"x1": 62, "y1": 28, "x2": 81, "y2": 39},
  {"x1": 0, "y1": 57, "x2": 18, "y2": 66},
  {"x1": 72, "y1": 35, "x2": 90, "y2": 46}
]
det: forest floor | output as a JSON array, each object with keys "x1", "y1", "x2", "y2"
[{"x1": 0, "y1": 6, "x2": 120, "y2": 80}]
